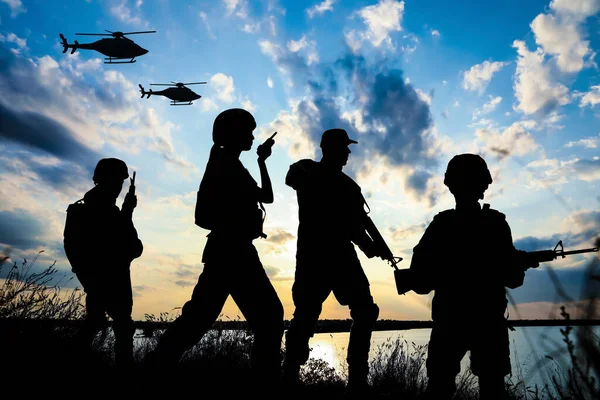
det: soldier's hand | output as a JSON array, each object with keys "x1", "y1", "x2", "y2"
[
  {"x1": 257, "y1": 142, "x2": 273, "y2": 161},
  {"x1": 359, "y1": 240, "x2": 378, "y2": 259},
  {"x1": 123, "y1": 192, "x2": 137, "y2": 213},
  {"x1": 516, "y1": 250, "x2": 539, "y2": 270},
  {"x1": 378, "y1": 248, "x2": 394, "y2": 262}
]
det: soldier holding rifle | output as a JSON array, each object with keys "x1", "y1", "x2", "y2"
[{"x1": 282, "y1": 128, "x2": 398, "y2": 393}]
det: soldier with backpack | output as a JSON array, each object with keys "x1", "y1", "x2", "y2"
[
  {"x1": 146, "y1": 108, "x2": 284, "y2": 389},
  {"x1": 408, "y1": 153, "x2": 539, "y2": 399},
  {"x1": 63, "y1": 157, "x2": 143, "y2": 370}
]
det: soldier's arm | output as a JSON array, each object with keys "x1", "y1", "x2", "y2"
[
  {"x1": 497, "y1": 218, "x2": 526, "y2": 289},
  {"x1": 409, "y1": 218, "x2": 443, "y2": 293},
  {"x1": 257, "y1": 158, "x2": 274, "y2": 204}
]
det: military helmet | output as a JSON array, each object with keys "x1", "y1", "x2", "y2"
[
  {"x1": 93, "y1": 158, "x2": 129, "y2": 184},
  {"x1": 212, "y1": 108, "x2": 257, "y2": 147},
  {"x1": 444, "y1": 153, "x2": 492, "y2": 190}
]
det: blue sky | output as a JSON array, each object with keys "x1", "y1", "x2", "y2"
[{"x1": 0, "y1": 0, "x2": 599, "y2": 321}]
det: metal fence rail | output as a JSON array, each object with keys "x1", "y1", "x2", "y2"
[{"x1": 1, "y1": 317, "x2": 599, "y2": 334}]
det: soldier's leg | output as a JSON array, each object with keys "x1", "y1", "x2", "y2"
[
  {"x1": 471, "y1": 325, "x2": 511, "y2": 400},
  {"x1": 424, "y1": 325, "x2": 467, "y2": 400},
  {"x1": 74, "y1": 271, "x2": 107, "y2": 352},
  {"x1": 332, "y1": 256, "x2": 379, "y2": 388},
  {"x1": 230, "y1": 245, "x2": 285, "y2": 385},
  {"x1": 106, "y1": 270, "x2": 135, "y2": 370},
  {"x1": 150, "y1": 263, "x2": 230, "y2": 366},
  {"x1": 283, "y1": 269, "x2": 331, "y2": 383}
]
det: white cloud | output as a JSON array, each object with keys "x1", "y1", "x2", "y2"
[
  {"x1": 110, "y1": 0, "x2": 150, "y2": 28},
  {"x1": 462, "y1": 60, "x2": 509, "y2": 94},
  {"x1": 136, "y1": 0, "x2": 143, "y2": 7},
  {"x1": 512, "y1": 40, "x2": 571, "y2": 115},
  {"x1": 579, "y1": 85, "x2": 600, "y2": 108},
  {"x1": 0, "y1": 32, "x2": 27, "y2": 50},
  {"x1": 307, "y1": 0, "x2": 336, "y2": 18},
  {"x1": 415, "y1": 88, "x2": 432, "y2": 105},
  {"x1": 241, "y1": 98, "x2": 256, "y2": 112},
  {"x1": 346, "y1": 0, "x2": 405, "y2": 51},
  {"x1": 475, "y1": 121, "x2": 540, "y2": 160},
  {"x1": 530, "y1": 13, "x2": 596, "y2": 73},
  {"x1": 442, "y1": 80, "x2": 447, "y2": 86},
  {"x1": 431, "y1": 29, "x2": 440, "y2": 37},
  {"x1": 287, "y1": 35, "x2": 319, "y2": 65},
  {"x1": 241, "y1": 16, "x2": 277, "y2": 36},
  {"x1": 267, "y1": 76, "x2": 274, "y2": 88},
  {"x1": 565, "y1": 133, "x2": 600, "y2": 148},
  {"x1": 208, "y1": 73, "x2": 235, "y2": 103},
  {"x1": 199, "y1": 12, "x2": 217, "y2": 40},
  {"x1": 472, "y1": 95, "x2": 502, "y2": 120},
  {"x1": 223, "y1": 0, "x2": 248, "y2": 19},
  {"x1": 453, "y1": 100, "x2": 460, "y2": 108},
  {"x1": 526, "y1": 157, "x2": 600, "y2": 186},
  {"x1": 0, "y1": 0, "x2": 25, "y2": 17},
  {"x1": 528, "y1": 0, "x2": 600, "y2": 73}
]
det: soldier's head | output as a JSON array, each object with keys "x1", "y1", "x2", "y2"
[
  {"x1": 212, "y1": 108, "x2": 257, "y2": 152},
  {"x1": 320, "y1": 128, "x2": 357, "y2": 167},
  {"x1": 444, "y1": 153, "x2": 492, "y2": 202},
  {"x1": 93, "y1": 158, "x2": 129, "y2": 198}
]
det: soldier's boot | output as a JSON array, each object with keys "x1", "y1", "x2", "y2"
[
  {"x1": 479, "y1": 375, "x2": 507, "y2": 400},
  {"x1": 282, "y1": 361, "x2": 301, "y2": 386}
]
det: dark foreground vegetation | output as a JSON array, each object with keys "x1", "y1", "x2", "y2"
[{"x1": 1, "y1": 250, "x2": 599, "y2": 399}]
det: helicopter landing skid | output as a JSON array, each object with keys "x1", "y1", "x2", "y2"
[
  {"x1": 170, "y1": 101, "x2": 193, "y2": 106},
  {"x1": 104, "y1": 57, "x2": 137, "y2": 64}
]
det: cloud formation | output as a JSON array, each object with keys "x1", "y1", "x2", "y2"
[
  {"x1": 259, "y1": 40, "x2": 444, "y2": 205},
  {"x1": 307, "y1": 0, "x2": 336, "y2": 18},
  {"x1": 0, "y1": 0, "x2": 26, "y2": 18},
  {"x1": 345, "y1": 0, "x2": 405, "y2": 51},
  {"x1": 462, "y1": 60, "x2": 509, "y2": 94}
]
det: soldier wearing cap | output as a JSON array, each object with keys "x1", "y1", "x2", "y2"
[
  {"x1": 282, "y1": 128, "x2": 386, "y2": 392},
  {"x1": 63, "y1": 157, "x2": 143, "y2": 370},
  {"x1": 408, "y1": 153, "x2": 538, "y2": 399}
]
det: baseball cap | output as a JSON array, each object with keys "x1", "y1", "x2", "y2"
[{"x1": 320, "y1": 128, "x2": 358, "y2": 148}]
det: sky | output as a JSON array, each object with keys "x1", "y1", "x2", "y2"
[{"x1": 0, "y1": 0, "x2": 599, "y2": 322}]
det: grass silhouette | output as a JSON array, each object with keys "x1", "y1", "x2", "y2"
[{"x1": 0, "y1": 249, "x2": 598, "y2": 399}]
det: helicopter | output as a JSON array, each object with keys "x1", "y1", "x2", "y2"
[
  {"x1": 138, "y1": 81, "x2": 207, "y2": 106},
  {"x1": 58, "y1": 30, "x2": 156, "y2": 64}
]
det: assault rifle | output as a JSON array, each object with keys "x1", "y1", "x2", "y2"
[
  {"x1": 394, "y1": 240, "x2": 599, "y2": 295},
  {"x1": 358, "y1": 196, "x2": 403, "y2": 270}
]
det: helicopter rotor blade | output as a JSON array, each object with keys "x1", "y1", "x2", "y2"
[
  {"x1": 75, "y1": 33, "x2": 113, "y2": 36},
  {"x1": 122, "y1": 31, "x2": 157, "y2": 35},
  {"x1": 105, "y1": 30, "x2": 114, "y2": 33},
  {"x1": 150, "y1": 84, "x2": 174, "y2": 86},
  {"x1": 181, "y1": 82, "x2": 207, "y2": 85}
]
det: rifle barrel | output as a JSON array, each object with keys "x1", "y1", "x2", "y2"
[{"x1": 562, "y1": 247, "x2": 599, "y2": 256}]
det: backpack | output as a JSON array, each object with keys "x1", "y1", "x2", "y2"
[{"x1": 63, "y1": 198, "x2": 87, "y2": 270}]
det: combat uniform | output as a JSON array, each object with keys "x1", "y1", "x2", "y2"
[
  {"x1": 64, "y1": 183, "x2": 143, "y2": 368},
  {"x1": 283, "y1": 158, "x2": 380, "y2": 385},
  {"x1": 409, "y1": 202, "x2": 526, "y2": 399},
  {"x1": 150, "y1": 150, "x2": 284, "y2": 384}
]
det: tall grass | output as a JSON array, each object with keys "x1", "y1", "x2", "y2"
[{"x1": 1, "y1": 248, "x2": 598, "y2": 399}]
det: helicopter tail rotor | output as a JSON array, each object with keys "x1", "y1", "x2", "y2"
[
  {"x1": 59, "y1": 34, "x2": 72, "y2": 54},
  {"x1": 139, "y1": 84, "x2": 152, "y2": 99}
]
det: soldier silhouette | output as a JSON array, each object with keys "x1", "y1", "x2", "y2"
[
  {"x1": 408, "y1": 154, "x2": 538, "y2": 399},
  {"x1": 63, "y1": 157, "x2": 143, "y2": 370},
  {"x1": 146, "y1": 108, "x2": 284, "y2": 389},
  {"x1": 282, "y1": 128, "x2": 391, "y2": 392}
]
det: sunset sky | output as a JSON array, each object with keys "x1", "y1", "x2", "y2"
[{"x1": 0, "y1": 0, "x2": 599, "y2": 322}]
